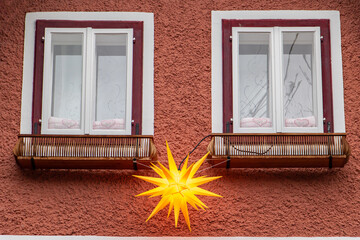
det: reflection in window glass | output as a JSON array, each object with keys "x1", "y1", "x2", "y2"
[
  {"x1": 283, "y1": 32, "x2": 317, "y2": 128},
  {"x1": 238, "y1": 32, "x2": 272, "y2": 128},
  {"x1": 93, "y1": 34, "x2": 127, "y2": 130},
  {"x1": 50, "y1": 33, "x2": 83, "y2": 129}
]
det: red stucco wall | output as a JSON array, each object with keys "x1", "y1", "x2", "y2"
[{"x1": 1, "y1": 0, "x2": 360, "y2": 236}]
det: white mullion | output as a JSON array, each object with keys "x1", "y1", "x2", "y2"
[
  {"x1": 125, "y1": 29, "x2": 134, "y2": 135},
  {"x1": 274, "y1": 27, "x2": 283, "y2": 133},
  {"x1": 269, "y1": 28, "x2": 277, "y2": 133},
  {"x1": 84, "y1": 27, "x2": 93, "y2": 135},
  {"x1": 313, "y1": 27, "x2": 324, "y2": 132}
]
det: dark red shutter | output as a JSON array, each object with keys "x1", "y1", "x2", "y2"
[
  {"x1": 222, "y1": 19, "x2": 333, "y2": 133},
  {"x1": 222, "y1": 19, "x2": 233, "y2": 133},
  {"x1": 33, "y1": 20, "x2": 143, "y2": 134}
]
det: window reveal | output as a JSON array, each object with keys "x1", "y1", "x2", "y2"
[{"x1": 32, "y1": 20, "x2": 144, "y2": 135}]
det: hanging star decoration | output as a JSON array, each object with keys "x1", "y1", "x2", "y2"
[{"x1": 134, "y1": 142, "x2": 222, "y2": 231}]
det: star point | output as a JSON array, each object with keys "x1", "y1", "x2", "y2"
[{"x1": 134, "y1": 142, "x2": 222, "y2": 231}]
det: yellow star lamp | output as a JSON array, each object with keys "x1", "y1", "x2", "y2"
[{"x1": 134, "y1": 142, "x2": 222, "y2": 231}]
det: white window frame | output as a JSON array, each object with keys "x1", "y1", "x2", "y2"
[
  {"x1": 20, "y1": 12, "x2": 154, "y2": 135},
  {"x1": 232, "y1": 26, "x2": 324, "y2": 133},
  {"x1": 41, "y1": 28, "x2": 134, "y2": 135},
  {"x1": 211, "y1": 10, "x2": 345, "y2": 133}
]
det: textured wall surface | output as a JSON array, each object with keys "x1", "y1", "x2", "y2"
[{"x1": 0, "y1": 0, "x2": 360, "y2": 237}]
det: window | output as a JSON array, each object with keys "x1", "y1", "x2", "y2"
[
  {"x1": 41, "y1": 27, "x2": 134, "y2": 135},
  {"x1": 211, "y1": 11, "x2": 346, "y2": 134},
  {"x1": 21, "y1": 12, "x2": 154, "y2": 136},
  {"x1": 232, "y1": 26, "x2": 323, "y2": 133}
]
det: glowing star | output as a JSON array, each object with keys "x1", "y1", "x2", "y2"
[{"x1": 134, "y1": 142, "x2": 222, "y2": 231}]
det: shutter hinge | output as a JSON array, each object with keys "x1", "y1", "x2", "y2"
[
  {"x1": 324, "y1": 118, "x2": 331, "y2": 133},
  {"x1": 327, "y1": 121, "x2": 331, "y2": 133},
  {"x1": 226, "y1": 118, "x2": 233, "y2": 133},
  {"x1": 135, "y1": 123, "x2": 139, "y2": 135},
  {"x1": 229, "y1": 35, "x2": 232, "y2": 42},
  {"x1": 133, "y1": 37, "x2": 136, "y2": 44},
  {"x1": 41, "y1": 36, "x2": 45, "y2": 42},
  {"x1": 33, "y1": 119, "x2": 41, "y2": 134},
  {"x1": 320, "y1": 36, "x2": 324, "y2": 42}
]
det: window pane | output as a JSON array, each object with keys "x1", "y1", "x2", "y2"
[
  {"x1": 283, "y1": 32, "x2": 317, "y2": 128},
  {"x1": 49, "y1": 33, "x2": 83, "y2": 129},
  {"x1": 238, "y1": 32, "x2": 272, "y2": 128},
  {"x1": 93, "y1": 34, "x2": 127, "y2": 130}
]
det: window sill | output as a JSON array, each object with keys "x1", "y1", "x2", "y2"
[
  {"x1": 13, "y1": 134, "x2": 157, "y2": 170},
  {"x1": 206, "y1": 133, "x2": 350, "y2": 168}
]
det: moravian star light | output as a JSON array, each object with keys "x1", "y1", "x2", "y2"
[{"x1": 134, "y1": 142, "x2": 222, "y2": 231}]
